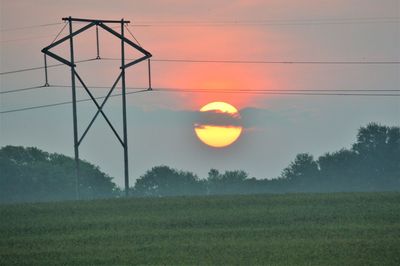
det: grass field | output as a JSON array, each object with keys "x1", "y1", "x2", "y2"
[{"x1": 1, "y1": 192, "x2": 399, "y2": 265}]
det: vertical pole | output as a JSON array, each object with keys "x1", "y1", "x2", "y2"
[
  {"x1": 69, "y1": 17, "x2": 80, "y2": 200},
  {"x1": 96, "y1": 25, "x2": 100, "y2": 59},
  {"x1": 43, "y1": 54, "x2": 49, "y2": 86},
  {"x1": 121, "y1": 19, "x2": 130, "y2": 197},
  {"x1": 147, "y1": 59, "x2": 152, "y2": 90}
]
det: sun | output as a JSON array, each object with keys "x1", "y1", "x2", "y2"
[{"x1": 194, "y1": 102, "x2": 243, "y2": 148}]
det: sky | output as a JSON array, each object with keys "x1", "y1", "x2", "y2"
[{"x1": 1, "y1": 0, "x2": 399, "y2": 187}]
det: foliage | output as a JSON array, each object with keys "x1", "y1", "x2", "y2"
[
  {"x1": 279, "y1": 153, "x2": 320, "y2": 192},
  {"x1": 132, "y1": 166, "x2": 203, "y2": 197},
  {"x1": 0, "y1": 146, "x2": 118, "y2": 203}
]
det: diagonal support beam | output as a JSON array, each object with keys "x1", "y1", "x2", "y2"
[
  {"x1": 77, "y1": 72, "x2": 122, "y2": 146},
  {"x1": 43, "y1": 22, "x2": 96, "y2": 51},
  {"x1": 41, "y1": 22, "x2": 96, "y2": 67},
  {"x1": 74, "y1": 70, "x2": 125, "y2": 147},
  {"x1": 98, "y1": 23, "x2": 152, "y2": 69},
  {"x1": 44, "y1": 50, "x2": 75, "y2": 67}
]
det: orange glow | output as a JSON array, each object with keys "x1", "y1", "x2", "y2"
[{"x1": 194, "y1": 102, "x2": 243, "y2": 148}]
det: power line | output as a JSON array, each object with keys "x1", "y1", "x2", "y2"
[
  {"x1": 153, "y1": 88, "x2": 400, "y2": 96},
  {"x1": 0, "y1": 89, "x2": 149, "y2": 114},
  {"x1": 1, "y1": 88, "x2": 399, "y2": 114},
  {"x1": 0, "y1": 22, "x2": 64, "y2": 32},
  {"x1": 50, "y1": 23, "x2": 68, "y2": 44},
  {"x1": 133, "y1": 17, "x2": 400, "y2": 23},
  {"x1": 0, "y1": 22, "x2": 67, "y2": 44},
  {"x1": 2, "y1": 84, "x2": 399, "y2": 95},
  {"x1": 49, "y1": 84, "x2": 145, "y2": 90},
  {"x1": 0, "y1": 85, "x2": 47, "y2": 94},
  {"x1": 0, "y1": 58, "x2": 98, "y2": 75},
  {"x1": 101, "y1": 57, "x2": 400, "y2": 65},
  {"x1": 130, "y1": 17, "x2": 400, "y2": 27},
  {"x1": 124, "y1": 25, "x2": 142, "y2": 47},
  {"x1": 2, "y1": 17, "x2": 398, "y2": 33},
  {"x1": 3, "y1": 57, "x2": 398, "y2": 76},
  {"x1": 151, "y1": 59, "x2": 400, "y2": 65},
  {"x1": 0, "y1": 34, "x2": 58, "y2": 43},
  {"x1": 0, "y1": 84, "x2": 145, "y2": 95}
]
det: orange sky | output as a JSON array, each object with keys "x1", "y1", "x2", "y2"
[
  {"x1": 108, "y1": 21, "x2": 284, "y2": 109},
  {"x1": 2, "y1": 0, "x2": 398, "y2": 112}
]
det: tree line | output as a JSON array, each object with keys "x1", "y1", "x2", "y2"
[
  {"x1": 132, "y1": 123, "x2": 399, "y2": 196},
  {"x1": 0, "y1": 146, "x2": 118, "y2": 203},
  {"x1": 0, "y1": 123, "x2": 399, "y2": 202}
]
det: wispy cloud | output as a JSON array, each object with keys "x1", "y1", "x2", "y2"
[{"x1": 128, "y1": 106, "x2": 292, "y2": 129}]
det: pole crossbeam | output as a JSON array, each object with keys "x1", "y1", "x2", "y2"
[
  {"x1": 41, "y1": 17, "x2": 152, "y2": 199},
  {"x1": 62, "y1": 17, "x2": 130, "y2": 24}
]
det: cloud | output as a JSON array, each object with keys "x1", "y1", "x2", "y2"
[
  {"x1": 240, "y1": 107, "x2": 288, "y2": 128},
  {"x1": 127, "y1": 106, "x2": 290, "y2": 129},
  {"x1": 194, "y1": 110, "x2": 242, "y2": 127}
]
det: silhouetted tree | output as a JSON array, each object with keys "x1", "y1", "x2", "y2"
[
  {"x1": 279, "y1": 153, "x2": 320, "y2": 192},
  {"x1": 351, "y1": 123, "x2": 400, "y2": 190},
  {"x1": 133, "y1": 166, "x2": 204, "y2": 196},
  {"x1": 206, "y1": 169, "x2": 250, "y2": 194},
  {"x1": 318, "y1": 149, "x2": 358, "y2": 192},
  {"x1": 0, "y1": 146, "x2": 118, "y2": 203}
]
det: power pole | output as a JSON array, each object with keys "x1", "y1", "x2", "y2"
[
  {"x1": 42, "y1": 17, "x2": 152, "y2": 199},
  {"x1": 68, "y1": 17, "x2": 80, "y2": 200},
  {"x1": 120, "y1": 19, "x2": 129, "y2": 197}
]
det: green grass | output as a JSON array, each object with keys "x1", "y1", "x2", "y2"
[{"x1": 1, "y1": 192, "x2": 399, "y2": 265}]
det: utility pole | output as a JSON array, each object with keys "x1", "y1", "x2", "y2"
[
  {"x1": 120, "y1": 19, "x2": 130, "y2": 197},
  {"x1": 68, "y1": 17, "x2": 80, "y2": 200},
  {"x1": 42, "y1": 17, "x2": 152, "y2": 198}
]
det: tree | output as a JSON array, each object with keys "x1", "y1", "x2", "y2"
[
  {"x1": 351, "y1": 123, "x2": 400, "y2": 190},
  {"x1": 133, "y1": 166, "x2": 204, "y2": 197},
  {"x1": 318, "y1": 149, "x2": 358, "y2": 192},
  {"x1": 0, "y1": 146, "x2": 118, "y2": 203},
  {"x1": 206, "y1": 169, "x2": 249, "y2": 195},
  {"x1": 279, "y1": 153, "x2": 320, "y2": 192}
]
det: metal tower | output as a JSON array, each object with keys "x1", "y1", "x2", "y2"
[{"x1": 42, "y1": 17, "x2": 152, "y2": 199}]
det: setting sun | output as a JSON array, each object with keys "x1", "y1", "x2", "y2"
[{"x1": 194, "y1": 102, "x2": 243, "y2": 148}]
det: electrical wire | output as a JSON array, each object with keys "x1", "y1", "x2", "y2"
[
  {"x1": 0, "y1": 35, "x2": 58, "y2": 43},
  {"x1": 0, "y1": 58, "x2": 98, "y2": 76},
  {"x1": 0, "y1": 22, "x2": 64, "y2": 32},
  {"x1": 0, "y1": 89, "x2": 149, "y2": 114},
  {"x1": 129, "y1": 17, "x2": 400, "y2": 27},
  {"x1": 124, "y1": 25, "x2": 142, "y2": 47},
  {"x1": 0, "y1": 85, "x2": 48, "y2": 94},
  {"x1": 4, "y1": 57, "x2": 398, "y2": 76},
  {"x1": 2, "y1": 17, "x2": 399, "y2": 33},
  {"x1": 0, "y1": 84, "x2": 145, "y2": 94},
  {"x1": 132, "y1": 17, "x2": 400, "y2": 24},
  {"x1": 152, "y1": 59, "x2": 400, "y2": 65},
  {"x1": 2, "y1": 84, "x2": 399, "y2": 95},
  {"x1": 1, "y1": 88, "x2": 399, "y2": 114},
  {"x1": 154, "y1": 88, "x2": 400, "y2": 96},
  {"x1": 99, "y1": 57, "x2": 400, "y2": 65},
  {"x1": 50, "y1": 22, "x2": 68, "y2": 44}
]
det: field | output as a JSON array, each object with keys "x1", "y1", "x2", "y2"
[{"x1": 1, "y1": 193, "x2": 399, "y2": 265}]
